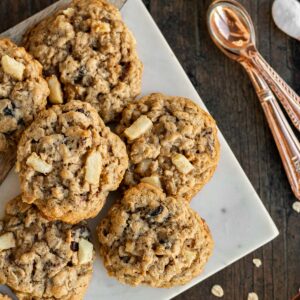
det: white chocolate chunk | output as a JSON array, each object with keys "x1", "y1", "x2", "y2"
[
  {"x1": 85, "y1": 151, "x2": 102, "y2": 185},
  {"x1": 185, "y1": 250, "x2": 196, "y2": 266},
  {"x1": 26, "y1": 153, "x2": 53, "y2": 174},
  {"x1": 1, "y1": 55, "x2": 25, "y2": 80},
  {"x1": 62, "y1": 7, "x2": 75, "y2": 16},
  {"x1": 124, "y1": 115, "x2": 153, "y2": 140},
  {"x1": 141, "y1": 175, "x2": 162, "y2": 189},
  {"x1": 0, "y1": 232, "x2": 16, "y2": 252},
  {"x1": 247, "y1": 292, "x2": 259, "y2": 300},
  {"x1": 252, "y1": 258, "x2": 262, "y2": 268},
  {"x1": 47, "y1": 75, "x2": 64, "y2": 104},
  {"x1": 211, "y1": 285, "x2": 224, "y2": 297},
  {"x1": 171, "y1": 153, "x2": 194, "y2": 174},
  {"x1": 78, "y1": 239, "x2": 93, "y2": 264}
]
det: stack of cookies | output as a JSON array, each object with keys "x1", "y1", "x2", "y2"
[{"x1": 0, "y1": 0, "x2": 220, "y2": 298}]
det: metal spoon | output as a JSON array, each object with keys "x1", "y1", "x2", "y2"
[
  {"x1": 207, "y1": 0, "x2": 300, "y2": 132},
  {"x1": 207, "y1": 0, "x2": 300, "y2": 200}
]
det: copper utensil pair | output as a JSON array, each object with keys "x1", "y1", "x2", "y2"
[{"x1": 207, "y1": 0, "x2": 300, "y2": 200}]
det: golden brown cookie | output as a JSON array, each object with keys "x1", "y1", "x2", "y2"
[
  {"x1": 24, "y1": 0, "x2": 143, "y2": 123},
  {"x1": 116, "y1": 93, "x2": 220, "y2": 201},
  {"x1": 97, "y1": 183, "x2": 214, "y2": 287},
  {"x1": 0, "y1": 38, "x2": 49, "y2": 152},
  {"x1": 0, "y1": 294, "x2": 12, "y2": 300},
  {"x1": 0, "y1": 196, "x2": 94, "y2": 299},
  {"x1": 16, "y1": 101, "x2": 128, "y2": 223}
]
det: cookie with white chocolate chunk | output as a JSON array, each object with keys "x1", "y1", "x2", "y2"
[
  {"x1": 16, "y1": 101, "x2": 128, "y2": 223},
  {"x1": 0, "y1": 195, "x2": 94, "y2": 299},
  {"x1": 97, "y1": 183, "x2": 214, "y2": 287},
  {"x1": 24, "y1": 0, "x2": 143, "y2": 123},
  {"x1": 116, "y1": 93, "x2": 220, "y2": 201},
  {"x1": 0, "y1": 38, "x2": 49, "y2": 152}
]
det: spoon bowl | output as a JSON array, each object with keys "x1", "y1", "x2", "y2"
[
  {"x1": 207, "y1": 0, "x2": 256, "y2": 60},
  {"x1": 207, "y1": 0, "x2": 300, "y2": 201}
]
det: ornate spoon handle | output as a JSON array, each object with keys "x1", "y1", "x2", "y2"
[
  {"x1": 241, "y1": 61, "x2": 300, "y2": 200},
  {"x1": 248, "y1": 49, "x2": 300, "y2": 132},
  {"x1": 0, "y1": 147, "x2": 16, "y2": 186}
]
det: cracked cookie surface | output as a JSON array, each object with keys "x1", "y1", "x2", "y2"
[
  {"x1": 97, "y1": 183, "x2": 214, "y2": 287},
  {"x1": 24, "y1": 0, "x2": 143, "y2": 123},
  {"x1": 116, "y1": 93, "x2": 220, "y2": 201},
  {"x1": 0, "y1": 196, "x2": 94, "y2": 300},
  {"x1": 16, "y1": 101, "x2": 128, "y2": 223},
  {"x1": 0, "y1": 38, "x2": 49, "y2": 152}
]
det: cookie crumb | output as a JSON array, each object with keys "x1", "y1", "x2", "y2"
[
  {"x1": 252, "y1": 258, "x2": 262, "y2": 268},
  {"x1": 211, "y1": 285, "x2": 224, "y2": 297},
  {"x1": 248, "y1": 292, "x2": 259, "y2": 300},
  {"x1": 292, "y1": 201, "x2": 300, "y2": 213}
]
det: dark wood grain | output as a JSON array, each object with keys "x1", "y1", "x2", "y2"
[{"x1": 0, "y1": 0, "x2": 299, "y2": 299}]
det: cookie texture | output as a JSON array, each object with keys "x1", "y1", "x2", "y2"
[
  {"x1": 116, "y1": 93, "x2": 220, "y2": 201},
  {"x1": 16, "y1": 101, "x2": 128, "y2": 223},
  {"x1": 0, "y1": 295, "x2": 12, "y2": 300},
  {"x1": 97, "y1": 183, "x2": 214, "y2": 287},
  {"x1": 0, "y1": 38, "x2": 49, "y2": 152},
  {"x1": 24, "y1": 0, "x2": 143, "y2": 123},
  {"x1": 0, "y1": 196, "x2": 94, "y2": 300}
]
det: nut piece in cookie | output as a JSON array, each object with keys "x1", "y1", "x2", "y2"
[
  {"x1": 24, "y1": 0, "x2": 143, "y2": 123},
  {"x1": 1, "y1": 55, "x2": 25, "y2": 80},
  {"x1": 0, "y1": 232, "x2": 16, "y2": 251},
  {"x1": 117, "y1": 93, "x2": 221, "y2": 201},
  {"x1": 0, "y1": 38, "x2": 49, "y2": 149},
  {"x1": 85, "y1": 151, "x2": 102, "y2": 185},
  {"x1": 26, "y1": 152, "x2": 53, "y2": 175},
  {"x1": 172, "y1": 153, "x2": 194, "y2": 174},
  {"x1": 16, "y1": 101, "x2": 128, "y2": 223},
  {"x1": 124, "y1": 115, "x2": 153, "y2": 140},
  {"x1": 78, "y1": 239, "x2": 94, "y2": 265},
  {"x1": 0, "y1": 195, "x2": 94, "y2": 299},
  {"x1": 97, "y1": 183, "x2": 214, "y2": 288},
  {"x1": 140, "y1": 175, "x2": 162, "y2": 188},
  {"x1": 47, "y1": 75, "x2": 64, "y2": 104}
]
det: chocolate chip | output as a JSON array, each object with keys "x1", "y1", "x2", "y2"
[
  {"x1": 70, "y1": 241, "x2": 79, "y2": 251},
  {"x1": 3, "y1": 106, "x2": 14, "y2": 116},
  {"x1": 76, "y1": 109, "x2": 85, "y2": 113},
  {"x1": 74, "y1": 66, "x2": 86, "y2": 84},
  {"x1": 121, "y1": 256, "x2": 130, "y2": 263},
  {"x1": 149, "y1": 205, "x2": 164, "y2": 217},
  {"x1": 18, "y1": 118, "x2": 25, "y2": 126},
  {"x1": 67, "y1": 261, "x2": 73, "y2": 267},
  {"x1": 91, "y1": 40, "x2": 100, "y2": 51}
]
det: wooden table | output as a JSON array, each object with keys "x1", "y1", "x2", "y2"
[{"x1": 0, "y1": 0, "x2": 299, "y2": 299}]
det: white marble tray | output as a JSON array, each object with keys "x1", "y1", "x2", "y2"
[{"x1": 0, "y1": 0, "x2": 279, "y2": 299}]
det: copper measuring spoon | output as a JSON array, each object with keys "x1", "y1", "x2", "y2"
[{"x1": 207, "y1": 0, "x2": 300, "y2": 200}]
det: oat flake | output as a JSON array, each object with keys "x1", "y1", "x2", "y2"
[
  {"x1": 252, "y1": 258, "x2": 262, "y2": 268},
  {"x1": 211, "y1": 285, "x2": 224, "y2": 297},
  {"x1": 248, "y1": 292, "x2": 259, "y2": 300},
  {"x1": 292, "y1": 201, "x2": 300, "y2": 213}
]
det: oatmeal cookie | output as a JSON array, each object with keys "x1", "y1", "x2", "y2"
[
  {"x1": 0, "y1": 295, "x2": 11, "y2": 300},
  {"x1": 0, "y1": 38, "x2": 49, "y2": 152},
  {"x1": 116, "y1": 93, "x2": 220, "y2": 201},
  {"x1": 97, "y1": 183, "x2": 214, "y2": 287},
  {"x1": 24, "y1": 0, "x2": 143, "y2": 123},
  {"x1": 16, "y1": 101, "x2": 128, "y2": 223},
  {"x1": 0, "y1": 196, "x2": 94, "y2": 299}
]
